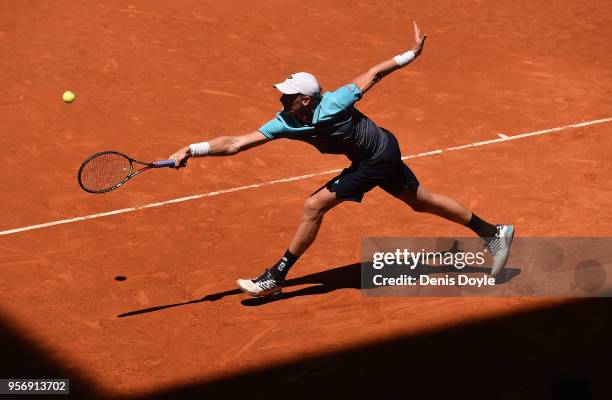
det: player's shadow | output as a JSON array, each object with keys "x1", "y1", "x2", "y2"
[
  {"x1": 117, "y1": 261, "x2": 520, "y2": 316},
  {"x1": 116, "y1": 264, "x2": 361, "y2": 317},
  {"x1": 241, "y1": 261, "x2": 520, "y2": 306},
  {"x1": 116, "y1": 287, "x2": 243, "y2": 317}
]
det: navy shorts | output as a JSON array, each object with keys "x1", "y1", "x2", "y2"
[{"x1": 324, "y1": 130, "x2": 420, "y2": 202}]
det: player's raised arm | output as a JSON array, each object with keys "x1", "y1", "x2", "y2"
[
  {"x1": 352, "y1": 22, "x2": 427, "y2": 95},
  {"x1": 168, "y1": 130, "x2": 270, "y2": 168}
]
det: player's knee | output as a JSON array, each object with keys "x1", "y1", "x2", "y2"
[
  {"x1": 303, "y1": 197, "x2": 326, "y2": 220},
  {"x1": 399, "y1": 187, "x2": 431, "y2": 213}
]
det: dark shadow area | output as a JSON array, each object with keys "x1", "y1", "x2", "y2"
[
  {"x1": 0, "y1": 313, "x2": 107, "y2": 400},
  {"x1": 2, "y1": 296, "x2": 609, "y2": 399},
  {"x1": 124, "y1": 298, "x2": 610, "y2": 400},
  {"x1": 551, "y1": 374, "x2": 593, "y2": 400}
]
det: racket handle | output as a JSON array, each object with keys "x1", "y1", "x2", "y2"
[{"x1": 152, "y1": 159, "x2": 177, "y2": 168}]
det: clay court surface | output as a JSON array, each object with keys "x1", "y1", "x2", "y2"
[{"x1": 1, "y1": 0, "x2": 612, "y2": 398}]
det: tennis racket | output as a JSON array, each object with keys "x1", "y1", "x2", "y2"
[{"x1": 77, "y1": 151, "x2": 177, "y2": 194}]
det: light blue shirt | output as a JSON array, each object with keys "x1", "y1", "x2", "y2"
[{"x1": 259, "y1": 84, "x2": 363, "y2": 139}]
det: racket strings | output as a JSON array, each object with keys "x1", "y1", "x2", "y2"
[{"x1": 79, "y1": 153, "x2": 132, "y2": 192}]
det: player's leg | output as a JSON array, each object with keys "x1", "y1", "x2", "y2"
[
  {"x1": 396, "y1": 185, "x2": 514, "y2": 275},
  {"x1": 397, "y1": 185, "x2": 502, "y2": 240},
  {"x1": 237, "y1": 163, "x2": 377, "y2": 298},
  {"x1": 377, "y1": 130, "x2": 513, "y2": 275},
  {"x1": 236, "y1": 187, "x2": 343, "y2": 297},
  {"x1": 397, "y1": 185, "x2": 472, "y2": 226},
  {"x1": 288, "y1": 187, "x2": 343, "y2": 257}
]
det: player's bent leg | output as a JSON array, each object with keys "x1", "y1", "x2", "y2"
[
  {"x1": 236, "y1": 188, "x2": 343, "y2": 298},
  {"x1": 289, "y1": 187, "x2": 343, "y2": 256}
]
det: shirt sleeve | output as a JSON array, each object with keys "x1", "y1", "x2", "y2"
[
  {"x1": 258, "y1": 117, "x2": 287, "y2": 139},
  {"x1": 323, "y1": 84, "x2": 363, "y2": 114}
]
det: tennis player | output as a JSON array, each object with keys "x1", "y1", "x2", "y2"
[{"x1": 169, "y1": 23, "x2": 514, "y2": 297}]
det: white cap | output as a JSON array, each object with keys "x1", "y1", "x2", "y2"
[{"x1": 273, "y1": 72, "x2": 321, "y2": 97}]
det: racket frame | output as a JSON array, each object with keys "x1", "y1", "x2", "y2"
[{"x1": 77, "y1": 151, "x2": 174, "y2": 194}]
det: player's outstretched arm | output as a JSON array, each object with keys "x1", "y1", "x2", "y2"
[
  {"x1": 168, "y1": 131, "x2": 270, "y2": 168},
  {"x1": 353, "y1": 22, "x2": 427, "y2": 95}
]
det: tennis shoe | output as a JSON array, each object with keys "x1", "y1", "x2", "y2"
[
  {"x1": 237, "y1": 269, "x2": 283, "y2": 297},
  {"x1": 487, "y1": 224, "x2": 515, "y2": 276}
]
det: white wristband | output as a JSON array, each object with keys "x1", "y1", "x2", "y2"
[
  {"x1": 189, "y1": 142, "x2": 211, "y2": 157},
  {"x1": 393, "y1": 50, "x2": 416, "y2": 67}
]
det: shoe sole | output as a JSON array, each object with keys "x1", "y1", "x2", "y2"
[
  {"x1": 236, "y1": 280, "x2": 283, "y2": 298},
  {"x1": 491, "y1": 225, "x2": 515, "y2": 277}
]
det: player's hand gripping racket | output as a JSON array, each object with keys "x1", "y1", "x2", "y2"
[{"x1": 77, "y1": 151, "x2": 177, "y2": 193}]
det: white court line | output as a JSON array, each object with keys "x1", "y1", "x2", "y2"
[{"x1": 2, "y1": 116, "x2": 611, "y2": 237}]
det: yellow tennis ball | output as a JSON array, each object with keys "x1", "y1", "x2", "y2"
[{"x1": 62, "y1": 91, "x2": 76, "y2": 103}]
